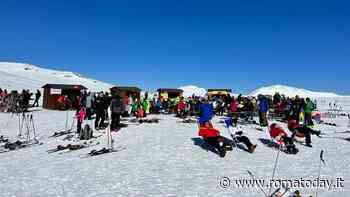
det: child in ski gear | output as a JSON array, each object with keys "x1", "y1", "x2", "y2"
[
  {"x1": 76, "y1": 105, "x2": 86, "y2": 135},
  {"x1": 288, "y1": 119, "x2": 321, "y2": 147},
  {"x1": 269, "y1": 123, "x2": 298, "y2": 154}
]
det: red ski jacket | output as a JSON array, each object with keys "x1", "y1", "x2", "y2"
[
  {"x1": 198, "y1": 126, "x2": 220, "y2": 138},
  {"x1": 178, "y1": 101, "x2": 186, "y2": 111},
  {"x1": 269, "y1": 124, "x2": 287, "y2": 139}
]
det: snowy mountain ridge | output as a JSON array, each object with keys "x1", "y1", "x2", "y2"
[
  {"x1": 179, "y1": 85, "x2": 207, "y2": 98},
  {"x1": 0, "y1": 62, "x2": 113, "y2": 92},
  {"x1": 249, "y1": 84, "x2": 341, "y2": 98}
]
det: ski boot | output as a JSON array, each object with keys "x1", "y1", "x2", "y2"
[
  {"x1": 286, "y1": 144, "x2": 299, "y2": 154},
  {"x1": 249, "y1": 144, "x2": 257, "y2": 153},
  {"x1": 218, "y1": 141, "x2": 226, "y2": 158}
]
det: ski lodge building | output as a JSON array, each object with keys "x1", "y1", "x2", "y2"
[
  {"x1": 157, "y1": 88, "x2": 183, "y2": 101},
  {"x1": 42, "y1": 84, "x2": 87, "y2": 110},
  {"x1": 207, "y1": 89, "x2": 232, "y2": 99}
]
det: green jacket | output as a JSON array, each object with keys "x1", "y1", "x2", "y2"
[{"x1": 304, "y1": 101, "x2": 314, "y2": 114}]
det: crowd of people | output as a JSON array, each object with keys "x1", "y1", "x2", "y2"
[
  {"x1": 0, "y1": 86, "x2": 324, "y2": 157},
  {"x1": 0, "y1": 88, "x2": 41, "y2": 113}
]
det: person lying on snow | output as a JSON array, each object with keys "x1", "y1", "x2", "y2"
[
  {"x1": 287, "y1": 119, "x2": 321, "y2": 147},
  {"x1": 198, "y1": 122, "x2": 257, "y2": 157},
  {"x1": 269, "y1": 123, "x2": 298, "y2": 154}
]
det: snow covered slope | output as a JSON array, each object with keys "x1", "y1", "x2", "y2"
[
  {"x1": 0, "y1": 62, "x2": 113, "y2": 92},
  {"x1": 179, "y1": 85, "x2": 207, "y2": 98},
  {"x1": 0, "y1": 111, "x2": 349, "y2": 197},
  {"x1": 249, "y1": 85, "x2": 340, "y2": 98}
]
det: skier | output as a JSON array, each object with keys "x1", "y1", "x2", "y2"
[
  {"x1": 110, "y1": 93, "x2": 124, "y2": 131},
  {"x1": 32, "y1": 89, "x2": 41, "y2": 107},
  {"x1": 94, "y1": 93, "x2": 106, "y2": 130},
  {"x1": 269, "y1": 123, "x2": 298, "y2": 154},
  {"x1": 288, "y1": 119, "x2": 321, "y2": 147}
]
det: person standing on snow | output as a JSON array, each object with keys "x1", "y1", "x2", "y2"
[
  {"x1": 94, "y1": 93, "x2": 106, "y2": 130},
  {"x1": 229, "y1": 97, "x2": 239, "y2": 126},
  {"x1": 258, "y1": 95, "x2": 269, "y2": 127},
  {"x1": 32, "y1": 89, "x2": 41, "y2": 107},
  {"x1": 85, "y1": 92, "x2": 95, "y2": 120},
  {"x1": 76, "y1": 105, "x2": 86, "y2": 136},
  {"x1": 198, "y1": 97, "x2": 214, "y2": 126},
  {"x1": 303, "y1": 98, "x2": 315, "y2": 126},
  {"x1": 110, "y1": 93, "x2": 124, "y2": 131}
]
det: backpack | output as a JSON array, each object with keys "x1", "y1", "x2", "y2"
[{"x1": 81, "y1": 124, "x2": 93, "y2": 140}]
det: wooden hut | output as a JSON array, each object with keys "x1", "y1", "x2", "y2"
[
  {"x1": 42, "y1": 84, "x2": 87, "y2": 110},
  {"x1": 207, "y1": 89, "x2": 232, "y2": 99},
  {"x1": 110, "y1": 86, "x2": 141, "y2": 103},
  {"x1": 157, "y1": 88, "x2": 183, "y2": 101}
]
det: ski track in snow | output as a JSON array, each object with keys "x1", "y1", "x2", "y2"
[{"x1": 0, "y1": 109, "x2": 350, "y2": 197}]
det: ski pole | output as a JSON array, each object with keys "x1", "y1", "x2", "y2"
[
  {"x1": 316, "y1": 150, "x2": 325, "y2": 197},
  {"x1": 268, "y1": 143, "x2": 282, "y2": 196},
  {"x1": 65, "y1": 110, "x2": 69, "y2": 131}
]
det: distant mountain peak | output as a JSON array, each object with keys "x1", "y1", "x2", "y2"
[
  {"x1": 0, "y1": 62, "x2": 113, "y2": 92},
  {"x1": 249, "y1": 84, "x2": 340, "y2": 98}
]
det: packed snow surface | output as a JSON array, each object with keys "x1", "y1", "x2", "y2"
[
  {"x1": 250, "y1": 85, "x2": 340, "y2": 98},
  {"x1": 0, "y1": 108, "x2": 349, "y2": 196},
  {"x1": 0, "y1": 62, "x2": 113, "y2": 92}
]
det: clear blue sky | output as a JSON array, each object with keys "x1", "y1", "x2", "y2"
[{"x1": 1, "y1": 0, "x2": 349, "y2": 94}]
